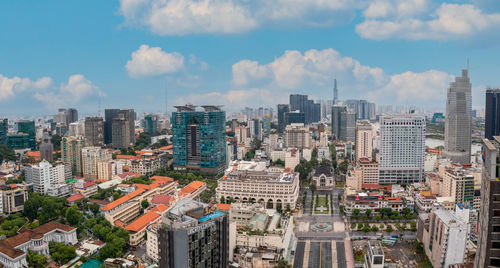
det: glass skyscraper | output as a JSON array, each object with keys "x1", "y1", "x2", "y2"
[
  {"x1": 485, "y1": 88, "x2": 500, "y2": 140},
  {"x1": 172, "y1": 105, "x2": 226, "y2": 174}
]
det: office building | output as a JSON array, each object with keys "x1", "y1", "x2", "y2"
[
  {"x1": 379, "y1": 115, "x2": 425, "y2": 184},
  {"x1": 284, "y1": 111, "x2": 306, "y2": 125},
  {"x1": 248, "y1": 118, "x2": 262, "y2": 140},
  {"x1": 144, "y1": 114, "x2": 160, "y2": 136},
  {"x1": 289, "y1": 94, "x2": 320, "y2": 124},
  {"x1": 440, "y1": 168, "x2": 474, "y2": 206},
  {"x1": 331, "y1": 105, "x2": 344, "y2": 139},
  {"x1": 475, "y1": 137, "x2": 500, "y2": 267},
  {"x1": 84, "y1": 116, "x2": 104, "y2": 146},
  {"x1": 39, "y1": 131, "x2": 53, "y2": 162},
  {"x1": 355, "y1": 121, "x2": 373, "y2": 162},
  {"x1": 216, "y1": 160, "x2": 299, "y2": 209},
  {"x1": 340, "y1": 109, "x2": 356, "y2": 142},
  {"x1": 333, "y1": 78, "x2": 338, "y2": 104},
  {"x1": 61, "y1": 136, "x2": 86, "y2": 176},
  {"x1": 0, "y1": 119, "x2": 7, "y2": 145},
  {"x1": 1, "y1": 184, "x2": 28, "y2": 214},
  {"x1": 444, "y1": 69, "x2": 472, "y2": 164},
  {"x1": 11, "y1": 120, "x2": 36, "y2": 150},
  {"x1": 284, "y1": 123, "x2": 311, "y2": 149},
  {"x1": 105, "y1": 109, "x2": 135, "y2": 145},
  {"x1": 65, "y1": 108, "x2": 78, "y2": 125},
  {"x1": 345, "y1": 99, "x2": 376, "y2": 120},
  {"x1": 419, "y1": 208, "x2": 469, "y2": 268},
  {"x1": 171, "y1": 105, "x2": 226, "y2": 174},
  {"x1": 82, "y1": 147, "x2": 112, "y2": 179},
  {"x1": 277, "y1": 104, "x2": 289, "y2": 133},
  {"x1": 485, "y1": 88, "x2": 500, "y2": 139},
  {"x1": 157, "y1": 199, "x2": 229, "y2": 268}
]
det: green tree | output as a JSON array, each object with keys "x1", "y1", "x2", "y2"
[
  {"x1": 151, "y1": 138, "x2": 169, "y2": 149},
  {"x1": 274, "y1": 259, "x2": 292, "y2": 268},
  {"x1": 141, "y1": 199, "x2": 149, "y2": 209},
  {"x1": 362, "y1": 226, "x2": 371, "y2": 233},
  {"x1": 89, "y1": 203, "x2": 101, "y2": 216},
  {"x1": 371, "y1": 226, "x2": 379, "y2": 232},
  {"x1": 65, "y1": 205, "x2": 83, "y2": 226},
  {"x1": 309, "y1": 180, "x2": 317, "y2": 193},
  {"x1": 23, "y1": 194, "x2": 42, "y2": 221},
  {"x1": 0, "y1": 144, "x2": 16, "y2": 164},
  {"x1": 51, "y1": 134, "x2": 62, "y2": 151},
  {"x1": 352, "y1": 209, "x2": 360, "y2": 218},
  {"x1": 357, "y1": 223, "x2": 364, "y2": 230},
  {"x1": 338, "y1": 160, "x2": 349, "y2": 174},
  {"x1": 28, "y1": 250, "x2": 47, "y2": 268},
  {"x1": 386, "y1": 225, "x2": 394, "y2": 233},
  {"x1": 49, "y1": 242, "x2": 76, "y2": 265},
  {"x1": 220, "y1": 196, "x2": 225, "y2": 204},
  {"x1": 365, "y1": 209, "x2": 372, "y2": 218},
  {"x1": 375, "y1": 215, "x2": 381, "y2": 222},
  {"x1": 135, "y1": 132, "x2": 151, "y2": 150},
  {"x1": 410, "y1": 222, "x2": 417, "y2": 232}
]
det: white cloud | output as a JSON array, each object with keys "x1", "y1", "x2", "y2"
[
  {"x1": 366, "y1": 70, "x2": 453, "y2": 104},
  {"x1": 175, "y1": 88, "x2": 286, "y2": 111},
  {"x1": 33, "y1": 74, "x2": 104, "y2": 107},
  {"x1": 126, "y1": 45, "x2": 184, "y2": 77},
  {"x1": 232, "y1": 48, "x2": 388, "y2": 90},
  {"x1": 119, "y1": 0, "x2": 357, "y2": 35},
  {"x1": 357, "y1": 3, "x2": 500, "y2": 40},
  {"x1": 0, "y1": 74, "x2": 52, "y2": 101}
]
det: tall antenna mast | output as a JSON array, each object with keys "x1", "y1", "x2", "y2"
[
  {"x1": 98, "y1": 98, "x2": 101, "y2": 117},
  {"x1": 165, "y1": 78, "x2": 168, "y2": 119}
]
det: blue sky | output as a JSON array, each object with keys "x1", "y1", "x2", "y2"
[{"x1": 1, "y1": 0, "x2": 500, "y2": 116}]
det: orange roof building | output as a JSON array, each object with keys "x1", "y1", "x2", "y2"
[{"x1": 179, "y1": 180, "x2": 207, "y2": 198}]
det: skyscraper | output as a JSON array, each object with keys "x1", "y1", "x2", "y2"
[
  {"x1": 284, "y1": 111, "x2": 306, "y2": 126},
  {"x1": 345, "y1": 99, "x2": 376, "y2": 120},
  {"x1": 39, "y1": 132, "x2": 54, "y2": 162},
  {"x1": 105, "y1": 109, "x2": 135, "y2": 147},
  {"x1": 61, "y1": 136, "x2": 86, "y2": 176},
  {"x1": 379, "y1": 114, "x2": 425, "y2": 184},
  {"x1": 289, "y1": 94, "x2": 320, "y2": 124},
  {"x1": 475, "y1": 137, "x2": 500, "y2": 267},
  {"x1": 16, "y1": 120, "x2": 36, "y2": 150},
  {"x1": 485, "y1": 88, "x2": 500, "y2": 139},
  {"x1": 331, "y1": 105, "x2": 355, "y2": 142},
  {"x1": 0, "y1": 119, "x2": 7, "y2": 145},
  {"x1": 277, "y1": 104, "x2": 289, "y2": 133},
  {"x1": 144, "y1": 114, "x2": 159, "y2": 136},
  {"x1": 355, "y1": 121, "x2": 373, "y2": 162},
  {"x1": 172, "y1": 105, "x2": 226, "y2": 174},
  {"x1": 444, "y1": 69, "x2": 472, "y2": 164},
  {"x1": 65, "y1": 108, "x2": 78, "y2": 126},
  {"x1": 158, "y1": 199, "x2": 229, "y2": 268},
  {"x1": 331, "y1": 105, "x2": 344, "y2": 139},
  {"x1": 84, "y1": 117, "x2": 104, "y2": 146}
]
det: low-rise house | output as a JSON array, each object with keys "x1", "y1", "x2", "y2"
[
  {"x1": 75, "y1": 180, "x2": 98, "y2": 197},
  {"x1": 46, "y1": 184, "x2": 73, "y2": 198}
]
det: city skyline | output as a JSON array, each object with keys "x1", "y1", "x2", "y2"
[{"x1": 1, "y1": 1, "x2": 500, "y2": 116}]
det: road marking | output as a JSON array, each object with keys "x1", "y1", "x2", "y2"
[
  {"x1": 332, "y1": 240, "x2": 338, "y2": 268},
  {"x1": 303, "y1": 240, "x2": 310, "y2": 268}
]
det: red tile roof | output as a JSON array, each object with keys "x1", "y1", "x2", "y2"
[
  {"x1": 151, "y1": 194, "x2": 173, "y2": 205},
  {"x1": 83, "y1": 182, "x2": 96, "y2": 188},
  {"x1": 101, "y1": 188, "x2": 146, "y2": 211},
  {"x1": 158, "y1": 145, "x2": 173, "y2": 150},
  {"x1": 216, "y1": 203, "x2": 231, "y2": 211},
  {"x1": 124, "y1": 211, "x2": 161, "y2": 232},
  {"x1": 116, "y1": 155, "x2": 140, "y2": 160},
  {"x1": 67, "y1": 193, "x2": 84, "y2": 202},
  {"x1": 179, "y1": 181, "x2": 206, "y2": 196},
  {"x1": 150, "y1": 204, "x2": 168, "y2": 213}
]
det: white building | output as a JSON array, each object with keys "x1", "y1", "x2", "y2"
[
  {"x1": 25, "y1": 160, "x2": 66, "y2": 194},
  {"x1": 46, "y1": 184, "x2": 73, "y2": 198},
  {"x1": 379, "y1": 114, "x2": 425, "y2": 184},
  {"x1": 216, "y1": 160, "x2": 299, "y2": 209}
]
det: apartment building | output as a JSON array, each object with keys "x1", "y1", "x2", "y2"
[
  {"x1": 216, "y1": 160, "x2": 299, "y2": 210},
  {"x1": 1, "y1": 184, "x2": 28, "y2": 214},
  {"x1": 355, "y1": 121, "x2": 373, "y2": 162},
  {"x1": 25, "y1": 160, "x2": 66, "y2": 194},
  {"x1": 125, "y1": 204, "x2": 168, "y2": 246},
  {"x1": 284, "y1": 123, "x2": 311, "y2": 149},
  {"x1": 441, "y1": 168, "x2": 474, "y2": 206},
  {"x1": 75, "y1": 180, "x2": 98, "y2": 197},
  {"x1": 81, "y1": 147, "x2": 112, "y2": 179}
]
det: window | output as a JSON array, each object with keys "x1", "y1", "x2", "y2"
[
  {"x1": 493, "y1": 226, "x2": 500, "y2": 233},
  {"x1": 495, "y1": 210, "x2": 500, "y2": 217},
  {"x1": 494, "y1": 242, "x2": 500, "y2": 249},
  {"x1": 490, "y1": 258, "x2": 500, "y2": 266}
]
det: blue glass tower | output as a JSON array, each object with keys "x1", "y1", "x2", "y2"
[{"x1": 172, "y1": 105, "x2": 226, "y2": 174}]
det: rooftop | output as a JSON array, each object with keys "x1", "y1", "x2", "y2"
[{"x1": 124, "y1": 211, "x2": 161, "y2": 233}]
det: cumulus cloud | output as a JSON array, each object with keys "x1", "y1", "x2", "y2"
[
  {"x1": 33, "y1": 74, "x2": 104, "y2": 107},
  {"x1": 119, "y1": 0, "x2": 357, "y2": 35},
  {"x1": 357, "y1": 3, "x2": 500, "y2": 40},
  {"x1": 126, "y1": 45, "x2": 184, "y2": 77},
  {"x1": 232, "y1": 48, "x2": 387, "y2": 90},
  {"x1": 175, "y1": 88, "x2": 286, "y2": 110},
  {"x1": 229, "y1": 48, "x2": 459, "y2": 107},
  {"x1": 0, "y1": 75, "x2": 52, "y2": 101}
]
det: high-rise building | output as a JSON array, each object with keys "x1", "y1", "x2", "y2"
[
  {"x1": 110, "y1": 109, "x2": 135, "y2": 149},
  {"x1": 25, "y1": 160, "x2": 66, "y2": 194},
  {"x1": 172, "y1": 105, "x2": 226, "y2": 174},
  {"x1": 289, "y1": 94, "x2": 320, "y2": 124},
  {"x1": 0, "y1": 119, "x2": 7, "y2": 145},
  {"x1": 39, "y1": 132, "x2": 54, "y2": 162},
  {"x1": 379, "y1": 114, "x2": 425, "y2": 184},
  {"x1": 104, "y1": 109, "x2": 119, "y2": 144},
  {"x1": 355, "y1": 121, "x2": 373, "y2": 162},
  {"x1": 475, "y1": 137, "x2": 500, "y2": 267},
  {"x1": 277, "y1": 104, "x2": 289, "y2": 133},
  {"x1": 440, "y1": 168, "x2": 474, "y2": 205},
  {"x1": 284, "y1": 123, "x2": 311, "y2": 149},
  {"x1": 16, "y1": 120, "x2": 36, "y2": 150},
  {"x1": 444, "y1": 69, "x2": 472, "y2": 164},
  {"x1": 81, "y1": 147, "x2": 112, "y2": 179},
  {"x1": 157, "y1": 199, "x2": 229, "y2": 268},
  {"x1": 144, "y1": 114, "x2": 159, "y2": 136},
  {"x1": 248, "y1": 119, "x2": 262, "y2": 140},
  {"x1": 66, "y1": 108, "x2": 78, "y2": 126},
  {"x1": 284, "y1": 111, "x2": 305, "y2": 125},
  {"x1": 84, "y1": 117, "x2": 104, "y2": 146},
  {"x1": 345, "y1": 99, "x2": 376, "y2": 120},
  {"x1": 339, "y1": 110, "x2": 356, "y2": 142},
  {"x1": 331, "y1": 105, "x2": 345, "y2": 139},
  {"x1": 61, "y1": 136, "x2": 86, "y2": 176},
  {"x1": 485, "y1": 88, "x2": 500, "y2": 140}
]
